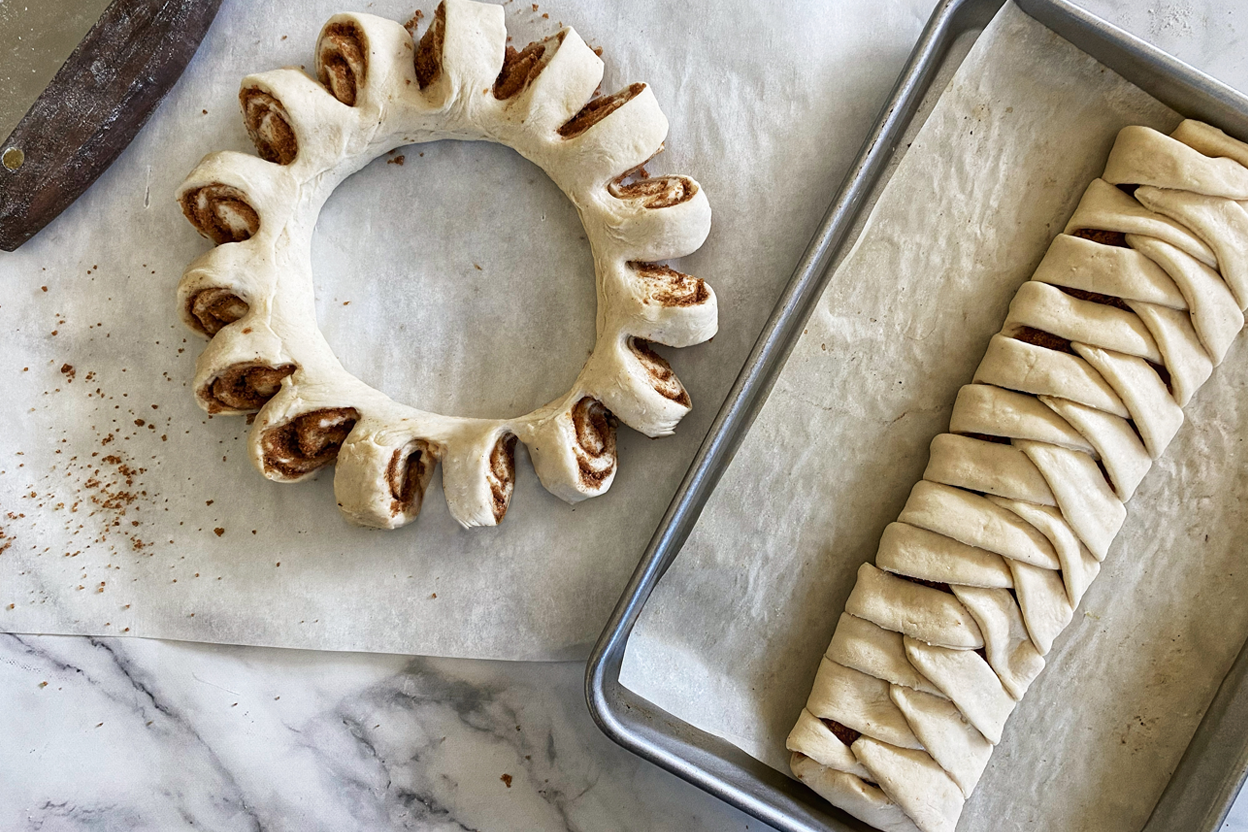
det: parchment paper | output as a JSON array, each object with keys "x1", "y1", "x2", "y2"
[
  {"x1": 0, "y1": 0, "x2": 938, "y2": 659},
  {"x1": 620, "y1": 5, "x2": 1248, "y2": 830}
]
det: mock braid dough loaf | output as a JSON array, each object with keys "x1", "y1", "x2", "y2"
[
  {"x1": 787, "y1": 120, "x2": 1248, "y2": 832},
  {"x1": 175, "y1": 1, "x2": 716, "y2": 530}
]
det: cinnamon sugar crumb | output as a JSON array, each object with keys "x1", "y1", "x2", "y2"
[
  {"x1": 213, "y1": 528, "x2": 225, "y2": 537},
  {"x1": 387, "y1": 155, "x2": 406, "y2": 166},
  {"x1": 403, "y1": 9, "x2": 424, "y2": 36}
]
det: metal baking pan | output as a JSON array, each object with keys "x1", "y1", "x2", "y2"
[{"x1": 586, "y1": 0, "x2": 1248, "y2": 830}]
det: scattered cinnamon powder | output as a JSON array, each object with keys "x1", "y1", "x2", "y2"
[
  {"x1": 387, "y1": 155, "x2": 406, "y2": 166},
  {"x1": 403, "y1": 9, "x2": 424, "y2": 37}
]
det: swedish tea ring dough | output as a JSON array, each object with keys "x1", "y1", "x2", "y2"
[
  {"x1": 175, "y1": 1, "x2": 716, "y2": 530},
  {"x1": 788, "y1": 121, "x2": 1248, "y2": 832}
]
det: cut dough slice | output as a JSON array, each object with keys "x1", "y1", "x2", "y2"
[
  {"x1": 827, "y1": 613, "x2": 946, "y2": 698},
  {"x1": 974, "y1": 334, "x2": 1129, "y2": 419},
  {"x1": 891, "y1": 685, "x2": 994, "y2": 798},
  {"x1": 1130, "y1": 301, "x2": 1214, "y2": 406},
  {"x1": 1004, "y1": 280, "x2": 1161, "y2": 363},
  {"x1": 806, "y1": 658, "x2": 923, "y2": 751},
  {"x1": 853, "y1": 738, "x2": 964, "y2": 832},
  {"x1": 1103, "y1": 124, "x2": 1248, "y2": 199},
  {"x1": 899, "y1": 479, "x2": 1060, "y2": 569},
  {"x1": 904, "y1": 638, "x2": 1016, "y2": 745},
  {"x1": 991, "y1": 498, "x2": 1101, "y2": 606},
  {"x1": 924, "y1": 433, "x2": 1056, "y2": 507},
  {"x1": 334, "y1": 423, "x2": 440, "y2": 529},
  {"x1": 1064, "y1": 178, "x2": 1216, "y2": 267},
  {"x1": 950, "y1": 383, "x2": 1093, "y2": 453},
  {"x1": 1173, "y1": 119, "x2": 1248, "y2": 171},
  {"x1": 844, "y1": 563, "x2": 984, "y2": 650},
  {"x1": 876, "y1": 523, "x2": 1014, "y2": 589},
  {"x1": 1040, "y1": 396, "x2": 1151, "y2": 501},
  {"x1": 787, "y1": 708, "x2": 871, "y2": 778},
  {"x1": 1073, "y1": 344, "x2": 1184, "y2": 459},
  {"x1": 790, "y1": 754, "x2": 922, "y2": 832},
  {"x1": 1031, "y1": 233, "x2": 1186, "y2": 309},
  {"x1": 1127, "y1": 234, "x2": 1242, "y2": 365},
  {"x1": 951, "y1": 585, "x2": 1045, "y2": 700},
  {"x1": 1009, "y1": 559, "x2": 1074, "y2": 656},
  {"x1": 1134, "y1": 186, "x2": 1248, "y2": 310},
  {"x1": 1017, "y1": 439, "x2": 1125, "y2": 561},
  {"x1": 439, "y1": 428, "x2": 518, "y2": 528}
]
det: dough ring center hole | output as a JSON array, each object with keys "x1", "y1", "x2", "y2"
[{"x1": 312, "y1": 140, "x2": 597, "y2": 419}]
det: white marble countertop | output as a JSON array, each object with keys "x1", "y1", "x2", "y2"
[{"x1": 5, "y1": 1, "x2": 1248, "y2": 830}]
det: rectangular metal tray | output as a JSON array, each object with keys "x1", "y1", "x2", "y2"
[{"x1": 586, "y1": 1, "x2": 1248, "y2": 830}]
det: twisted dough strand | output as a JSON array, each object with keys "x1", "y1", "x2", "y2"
[{"x1": 788, "y1": 120, "x2": 1248, "y2": 832}]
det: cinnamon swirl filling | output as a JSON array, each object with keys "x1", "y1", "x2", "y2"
[
  {"x1": 179, "y1": 184, "x2": 260, "y2": 244},
  {"x1": 386, "y1": 439, "x2": 436, "y2": 515},
  {"x1": 413, "y1": 2, "x2": 446, "y2": 89},
  {"x1": 203, "y1": 363, "x2": 296, "y2": 413},
  {"x1": 629, "y1": 262, "x2": 709, "y2": 307},
  {"x1": 629, "y1": 339, "x2": 691, "y2": 406},
  {"x1": 493, "y1": 34, "x2": 563, "y2": 100},
  {"x1": 261, "y1": 407, "x2": 360, "y2": 478},
  {"x1": 241, "y1": 88, "x2": 298, "y2": 165},
  {"x1": 571, "y1": 397, "x2": 616, "y2": 488},
  {"x1": 1009, "y1": 325, "x2": 1074, "y2": 355},
  {"x1": 189, "y1": 288, "x2": 250, "y2": 336},
  {"x1": 1057, "y1": 285, "x2": 1132, "y2": 311},
  {"x1": 1070, "y1": 227, "x2": 1128, "y2": 248},
  {"x1": 318, "y1": 22, "x2": 367, "y2": 106},
  {"x1": 558, "y1": 83, "x2": 646, "y2": 139},
  {"x1": 488, "y1": 434, "x2": 518, "y2": 521},
  {"x1": 820, "y1": 719, "x2": 862, "y2": 747},
  {"x1": 609, "y1": 174, "x2": 696, "y2": 209}
]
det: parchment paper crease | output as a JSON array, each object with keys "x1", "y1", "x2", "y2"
[
  {"x1": 0, "y1": 0, "x2": 936, "y2": 659},
  {"x1": 620, "y1": 5, "x2": 1248, "y2": 831}
]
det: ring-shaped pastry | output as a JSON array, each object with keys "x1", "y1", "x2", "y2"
[{"x1": 175, "y1": 0, "x2": 716, "y2": 529}]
